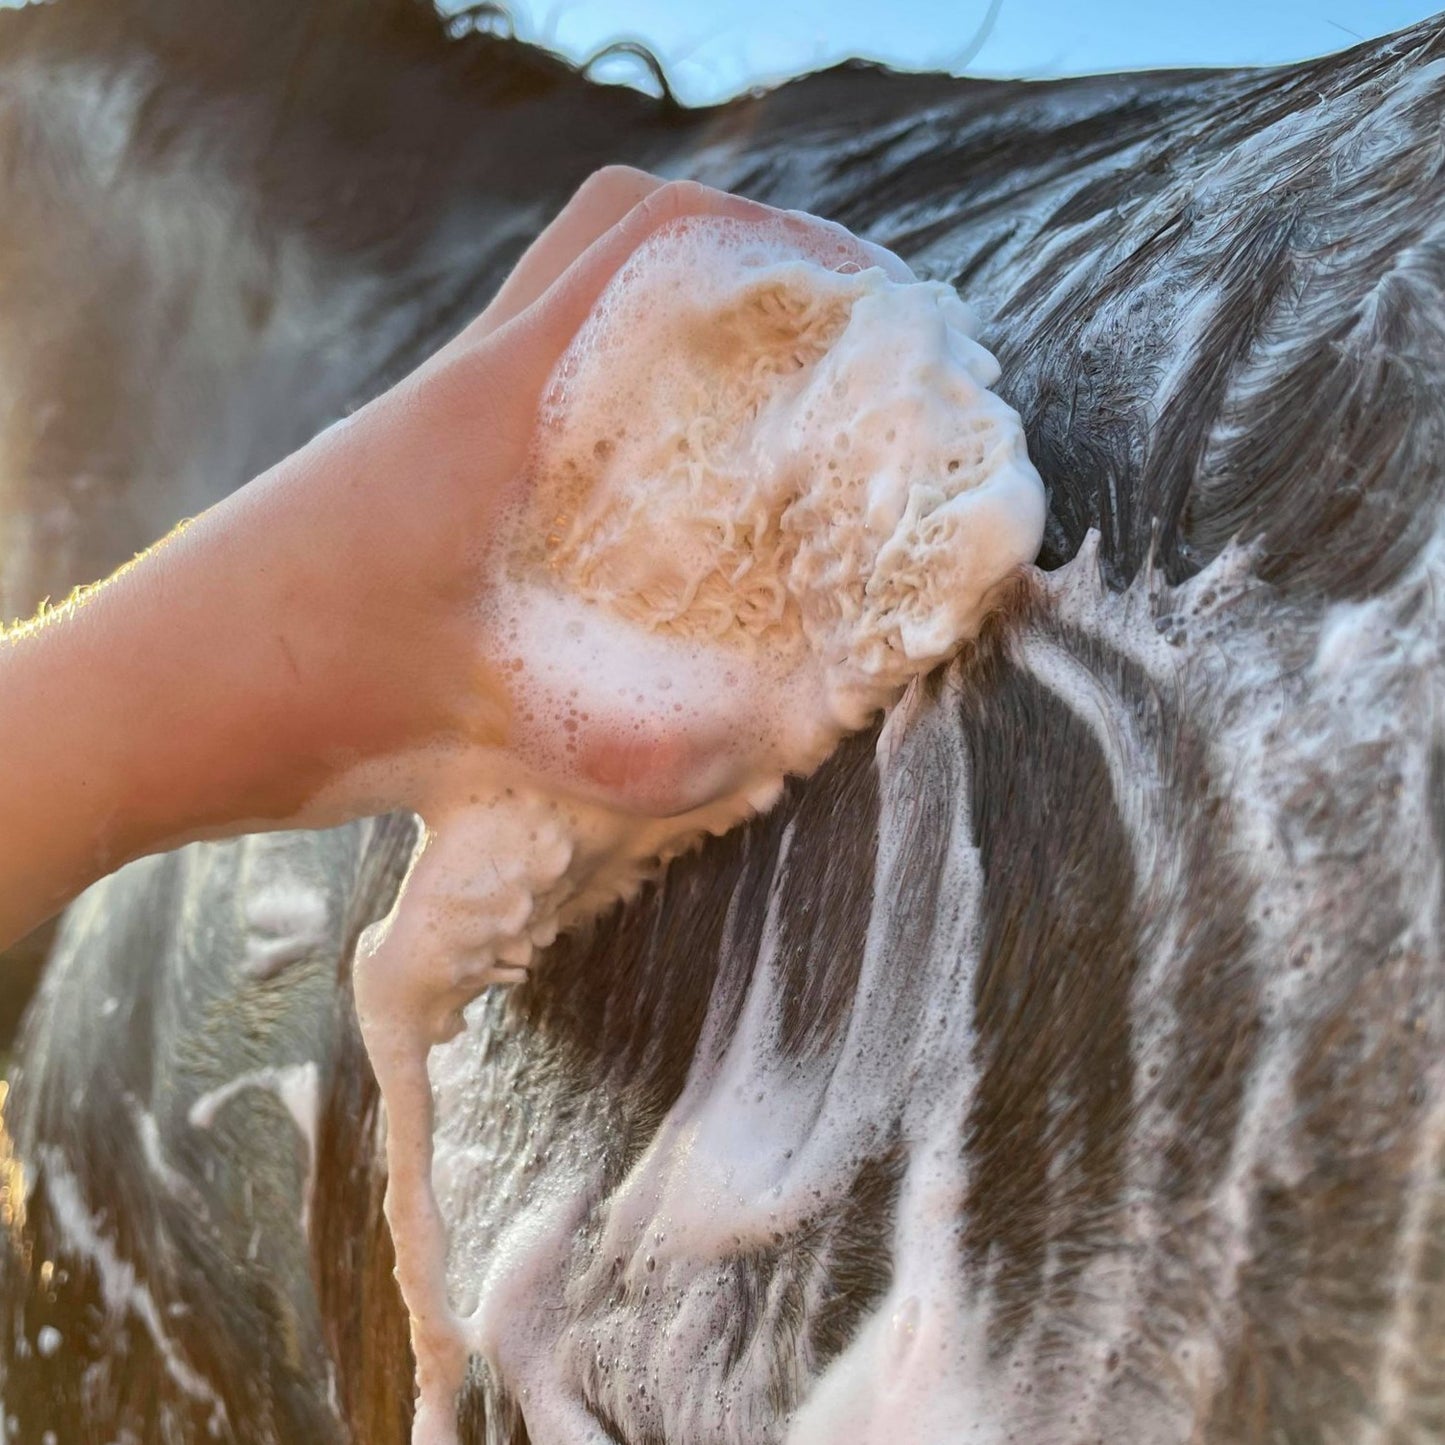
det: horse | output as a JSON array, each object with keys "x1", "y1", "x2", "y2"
[{"x1": 3, "y1": 2, "x2": 1444, "y2": 1440}]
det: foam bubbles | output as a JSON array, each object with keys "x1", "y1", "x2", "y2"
[
  {"x1": 351, "y1": 212, "x2": 1045, "y2": 1444},
  {"x1": 515, "y1": 215, "x2": 1043, "y2": 728}
]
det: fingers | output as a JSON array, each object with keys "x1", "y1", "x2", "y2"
[
  {"x1": 514, "y1": 178, "x2": 774, "y2": 361},
  {"x1": 781, "y1": 207, "x2": 916, "y2": 283},
  {"x1": 489, "y1": 177, "x2": 884, "y2": 401},
  {"x1": 416, "y1": 170, "x2": 908, "y2": 454},
  {"x1": 463, "y1": 165, "x2": 666, "y2": 347}
]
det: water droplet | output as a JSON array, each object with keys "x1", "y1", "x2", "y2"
[
  {"x1": 1154, "y1": 613, "x2": 1186, "y2": 646},
  {"x1": 887, "y1": 1296, "x2": 921, "y2": 1369}
]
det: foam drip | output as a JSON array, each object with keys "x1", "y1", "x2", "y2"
[{"x1": 350, "y1": 213, "x2": 1045, "y2": 1443}]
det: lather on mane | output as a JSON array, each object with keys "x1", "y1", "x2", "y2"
[{"x1": 2, "y1": 2, "x2": 1444, "y2": 1441}]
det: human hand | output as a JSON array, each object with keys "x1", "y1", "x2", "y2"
[
  {"x1": 337, "y1": 171, "x2": 1031, "y2": 1445},
  {"x1": 267, "y1": 166, "x2": 900, "y2": 825},
  {"x1": 0, "y1": 166, "x2": 897, "y2": 949}
]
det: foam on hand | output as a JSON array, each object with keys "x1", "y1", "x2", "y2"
[
  {"x1": 351, "y1": 213, "x2": 1046, "y2": 1445},
  {"x1": 517, "y1": 215, "x2": 1041, "y2": 725}
]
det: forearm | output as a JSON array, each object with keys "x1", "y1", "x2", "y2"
[
  {"x1": 0, "y1": 522, "x2": 301, "y2": 945},
  {"x1": 0, "y1": 445, "x2": 469, "y2": 950},
  {"x1": 0, "y1": 175, "x2": 854, "y2": 953}
]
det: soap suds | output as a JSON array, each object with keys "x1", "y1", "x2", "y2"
[
  {"x1": 187, "y1": 1062, "x2": 321, "y2": 1150},
  {"x1": 240, "y1": 882, "x2": 330, "y2": 979},
  {"x1": 35, "y1": 1147, "x2": 228, "y2": 1430},
  {"x1": 188, "y1": 1063, "x2": 321, "y2": 1234},
  {"x1": 350, "y1": 213, "x2": 1045, "y2": 1443},
  {"x1": 513, "y1": 216, "x2": 1042, "y2": 729}
]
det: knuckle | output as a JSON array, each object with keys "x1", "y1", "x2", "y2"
[
  {"x1": 595, "y1": 162, "x2": 652, "y2": 190},
  {"x1": 656, "y1": 177, "x2": 709, "y2": 211},
  {"x1": 582, "y1": 163, "x2": 657, "y2": 205},
  {"x1": 576, "y1": 164, "x2": 622, "y2": 198},
  {"x1": 637, "y1": 178, "x2": 712, "y2": 231}
]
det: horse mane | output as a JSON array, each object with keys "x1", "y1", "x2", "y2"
[{"x1": 3, "y1": 7, "x2": 1444, "y2": 1442}]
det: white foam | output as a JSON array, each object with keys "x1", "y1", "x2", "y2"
[
  {"x1": 514, "y1": 216, "x2": 1041, "y2": 729},
  {"x1": 36, "y1": 1146, "x2": 227, "y2": 1430},
  {"x1": 240, "y1": 882, "x2": 330, "y2": 979},
  {"x1": 187, "y1": 1063, "x2": 320, "y2": 1235},
  {"x1": 349, "y1": 213, "x2": 1045, "y2": 1443}
]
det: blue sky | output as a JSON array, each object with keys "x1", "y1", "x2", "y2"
[
  {"x1": 0, "y1": 0, "x2": 1433, "y2": 102},
  {"x1": 454, "y1": 0, "x2": 1442, "y2": 103}
]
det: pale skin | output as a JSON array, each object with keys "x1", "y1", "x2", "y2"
[{"x1": 0, "y1": 167, "x2": 886, "y2": 953}]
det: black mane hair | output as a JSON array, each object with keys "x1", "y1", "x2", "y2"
[{"x1": 3, "y1": 6, "x2": 1445, "y2": 1442}]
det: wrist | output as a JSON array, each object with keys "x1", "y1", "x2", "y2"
[{"x1": 164, "y1": 433, "x2": 510, "y2": 831}]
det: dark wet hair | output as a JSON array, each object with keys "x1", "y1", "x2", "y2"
[{"x1": 3, "y1": 4, "x2": 1445, "y2": 1441}]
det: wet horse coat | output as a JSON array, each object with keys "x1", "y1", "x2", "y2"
[{"x1": 2, "y1": 2, "x2": 1445, "y2": 1440}]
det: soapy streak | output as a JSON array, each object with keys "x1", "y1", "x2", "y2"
[
  {"x1": 7, "y1": 17, "x2": 1445, "y2": 1443},
  {"x1": 352, "y1": 214, "x2": 1044, "y2": 1445},
  {"x1": 36, "y1": 1146, "x2": 228, "y2": 1431}
]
